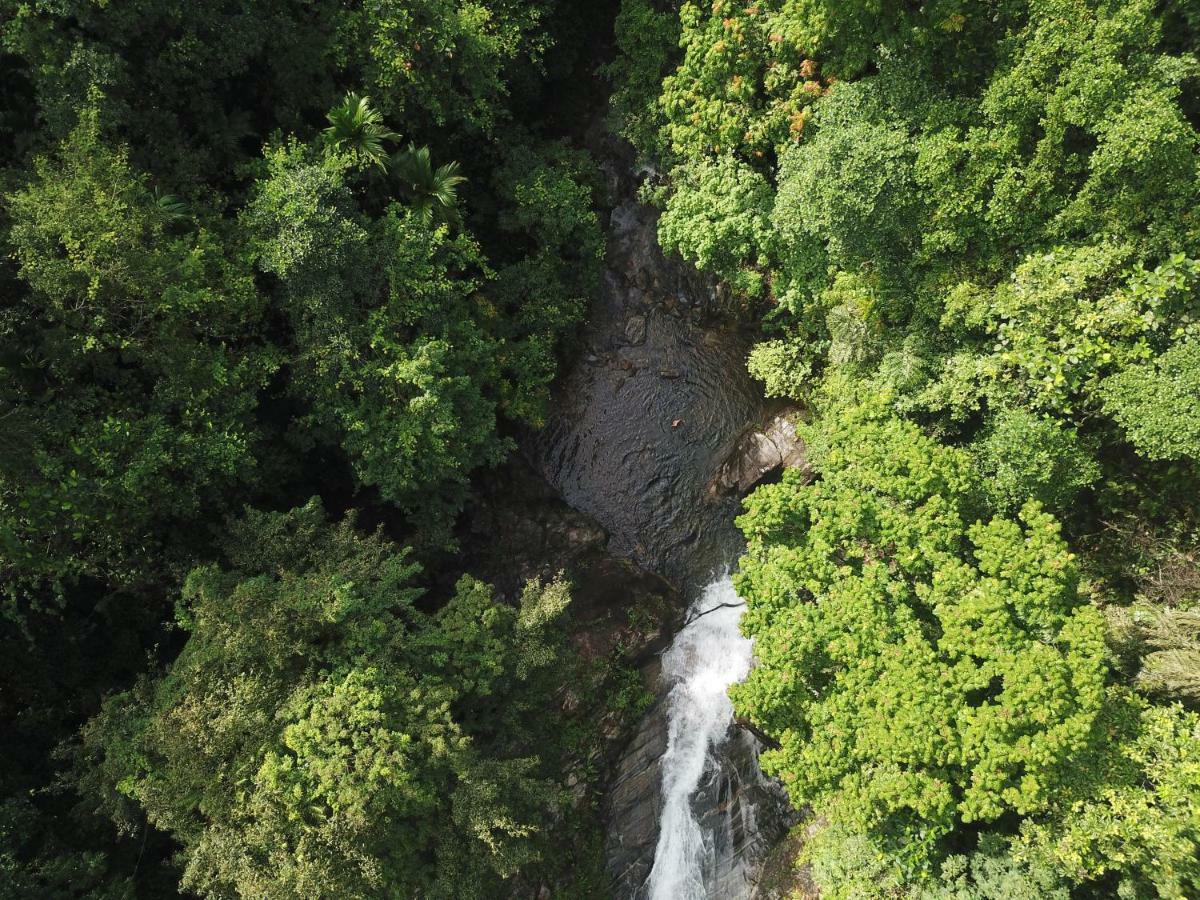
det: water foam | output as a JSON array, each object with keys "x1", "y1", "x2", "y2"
[{"x1": 646, "y1": 574, "x2": 752, "y2": 899}]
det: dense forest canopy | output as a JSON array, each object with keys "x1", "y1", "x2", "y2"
[
  {"x1": 1, "y1": 2, "x2": 630, "y2": 896},
  {"x1": 608, "y1": 0, "x2": 1200, "y2": 895},
  {"x1": 2, "y1": 0, "x2": 1199, "y2": 897}
]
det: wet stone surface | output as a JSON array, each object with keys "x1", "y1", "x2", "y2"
[
  {"x1": 525, "y1": 198, "x2": 763, "y2": 594},
  {"x1": 523, "y1": 195, "x2": 799, "y2": 897}
]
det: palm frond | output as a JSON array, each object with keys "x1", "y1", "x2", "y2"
[
  {"x1": 322, "y1": 92, "x2": 399, "y2": 168},
  {"x1": 390, "y1": 144, "x2": 467, "y2": 227}
]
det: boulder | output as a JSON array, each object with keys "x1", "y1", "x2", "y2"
[{"x1": 708, "y1": 410, "x2": 810, "y2": 498}]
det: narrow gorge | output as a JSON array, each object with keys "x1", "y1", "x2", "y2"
[{"x1": 524, "y1": 128, "x2": 802, "y2": 897}]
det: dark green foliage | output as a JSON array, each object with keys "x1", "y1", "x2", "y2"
[
  {"x1": 322, "y1": 92, "x2": 399, "y2": 169},
  {"x1": 0, "y1": 2, "x2": 608, "y2": 895},
  {"x1": 604, "y1": 0, "x2": 679, "y2": 160},
  {"x1": 487, "y1": 138, "x2": 603, "y2": 425},
  {"x1": 76, "y1": 501, "x2": 573, "y2": 899},
  {"x1": 245, "y1": 141, "x2": 509, "y2": 535},
  {"x1": 1, "y1": 108, "x2": 272, "y2": 598}
]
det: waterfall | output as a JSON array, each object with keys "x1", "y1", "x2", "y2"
[{"x1": 646, "y1": 574, "x2": 752, "y2": 899}]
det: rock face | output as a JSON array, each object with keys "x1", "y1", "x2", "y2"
[
  {"x1": 708, "y1": 409, "x2": 810, "y2": 498},
  {"x1": 698, "y1": 729, "x2": 802, "y2": 898},
  {"x1": 459, "y1": 456, "x2": 682, "y2": 665},
  {"x1": 523, "y1": 121, "x2": 799, "y2": 899},
  {"x1": 604, "y1": 704, "x2": 799, "y2": 899},
  {"x1": 604, "y1": 698, "x2": 670, "y2": 892},
  {"x1": 523, "y1": 197, "x2": 799, "y2": 897}
]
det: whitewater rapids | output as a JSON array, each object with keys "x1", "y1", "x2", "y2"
[{"x1": 646, "y1": 575, "x2": 752, "y2": 899}]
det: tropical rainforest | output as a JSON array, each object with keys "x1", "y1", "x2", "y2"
[{"x1": 1, "y1": 0, "x2": 1198, "y2": 898}]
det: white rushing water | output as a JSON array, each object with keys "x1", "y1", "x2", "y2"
[{"x1": 646, "y1": 574, "x2": 752, "y2": 900}]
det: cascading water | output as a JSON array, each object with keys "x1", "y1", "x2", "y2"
[{"x1": 647, "y1": 575, "x2": 751, "y2": 899}]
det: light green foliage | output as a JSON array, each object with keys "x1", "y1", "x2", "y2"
[
  {"x1": 0, "y1": 109, "x2": 272, "y2": 595},
  {"x1": 747, "y1": 337, "x2": 823, "y2": 399},
  {"x1": 660, "y1": 0, "x2": 807, "y2": 158},
  {"x1": 930, "y1": 833, "x2": 1071, "y2": 900},
  {"x1": 926, "y1": 250, "x2": 1200, "y2": 421},
  {"x1": 654, "y1": 0, "x2": 1003, "y2": 162},
  {"x1": 1016, "y1": 697, "x2": 1200, "y2": 899},
  {"x1": 77, "y1": 500, "x2": 572, "y2": 899},
  {"x1": 975, "y1": 0, "x2": 1198, "y2": 249},
  {"x1": 1102, "y1": 339, "x2": 1200, "y2": 461},
  {"x1": 733, "y1": 403, "x2": 1109, "y2": 873},
  {"x1": 973, "y1": 408, "x2": 1099, "y2": 515},
  {"x1": 805, "y1": 824, "x2": 1071, "y2": 900},
  {"x1": 769, "y1": 0, "x2": 978, "y2": 80},
  {"x1": 820, "y1": 271, "x2": 891, "y2": 371},
  {"x1": 773, "y1": 87, "x2": 922, "y2": 277},
  {"x1": 638, "y1": 0, "x2": 1200, "y2": 895},
  {"x1": 657, "y1": 154, "x2": 775, "y2": 297}
]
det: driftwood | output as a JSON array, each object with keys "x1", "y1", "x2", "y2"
[
  {"x1": 735, "y1": 715, "x2": 782, "y2": 751},
  {"x1": 682, "y1": 600, "x2": 746, "y2": 627}
]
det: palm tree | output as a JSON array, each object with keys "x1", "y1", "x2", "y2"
[
  {"x1": 390, "y1": 143, "x2": 468, "y2": 228},
  {"x1": 322, "y1": 92, "x2": 398, "y2": 168},
  {"x1": 153, "y1": 187, "x2": 189, "y2": 223}
]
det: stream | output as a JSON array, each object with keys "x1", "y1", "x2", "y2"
[{"x1": 525, "y1": 150, "x2": 795, "y2": 897}]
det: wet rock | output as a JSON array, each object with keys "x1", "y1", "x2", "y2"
[
  {"x1": 708, "y1": 409, "x2": 810, "y2": 498},
  {"x1": 604, "y1": 698, "x2": 670, "y2": 894},
  {"x1": 534, "y1": 118, "x2": 799, "y2": 900},
  {"x1": 525, "y1": 198, "x2": 765, "y2": 590},
  {"x1": 604, "y1": 715, "x2": 799, "y2": 900},
  {"x1": 701, "y1": 730, "x2": 803, "y2": 899},
  {"x1": 458, "y1": 456, "x2": 682, "y2": 666}
]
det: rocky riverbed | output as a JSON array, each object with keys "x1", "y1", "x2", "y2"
[{"x1": 517, "y1": 122, "x2": 807, "y2": 898}]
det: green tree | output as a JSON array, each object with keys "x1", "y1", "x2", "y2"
[
  {"x1": 244, "y1": 142, "x2": 507, "y2": 536},
  {"x1": 972, "y1": 408, "x2": 1099, "y2": 516},
  {"x1": 390, "y1": 143, "x2": 468, "y2": 228},
  {"x1": 733, "y1": 402, "x2": 1109, "y2": 874},
  {"x1": 1, "y1": 107, "x2": 272, "y2": 599},
  {"x1": 322, "y1": 92, "x2": 399, "y2": 169},
  {"x1": 76, "y1": 500, "x2": 573, "y2": 899},
  {"x1": 657, "y1": 154, "x2": 776, "y2": 298},
  {"x1": 1016, "y1": 697, "x2": 1200, "y2": 898},
  {"x1": 603, "y1": 0, "x2": 679, "y2": 161},
  {"x1": 1102, "y1": 338, "x2": 1200, "y2": 462}
]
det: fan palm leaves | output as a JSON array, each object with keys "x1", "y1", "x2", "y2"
[
  {"x1": 390, "y1": 143, "x2": 467, "y2": 228},
  {"x1": 322, "y1": 92, "x2": 398, "y2": 168}
]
